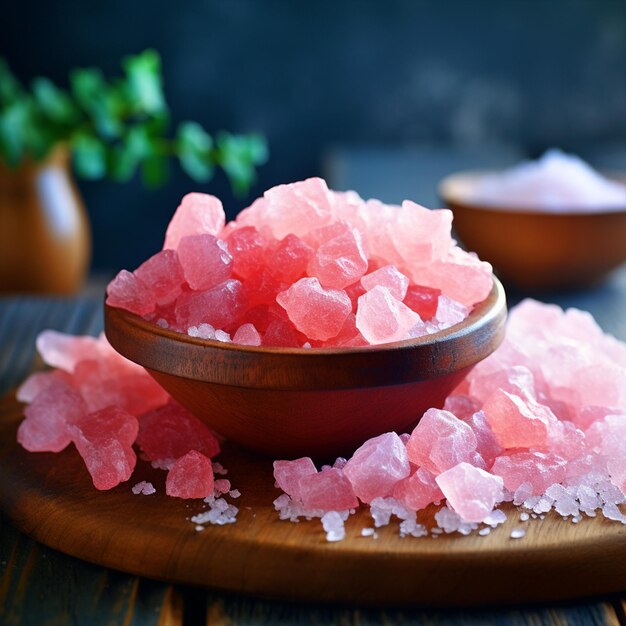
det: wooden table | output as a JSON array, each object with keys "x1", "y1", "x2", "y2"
[{"x1": 1, "y1": 266, "x2": 625, "y2": 625}]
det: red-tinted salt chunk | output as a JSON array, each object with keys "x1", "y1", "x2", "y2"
[
  {"x1": 276, "y1": 278, "x2": 351, "y2": 341},
  {"x1": 483, "y1": 389, "x2": 556, "y2": 449},
  {"x1": 74, "y1": 357, "x2": 169, "y2": 416},
  {"x1": 106, "y1": 270, "x2": 156, "y2": 316},
  {"x1": 134, "y1": 249, "x2": 185, "y2": 307},
  {"x1": 137, "y1": 401, "x2": 220, "y2": 462},
  {"x1": 393, "y1": 467, "x2": 443, "y2": 510},
  {"x1": 263, "y1": 318, "x2": 303, "y2": 348},
  {"x1": 267, "y1": 234, "x2": 313, "y2": 283},
  {"x1": 469, "y1": 365, "x2": 536, "y2": 404},
  {"x1": 307, "y1": 226, "x2": 368, "y2": 289},
  {"x1": 163, "y1": 192, "x2": 226, "y2": 250},
  {"x1": 273, "y1": 457, "x2": 317, "y2": 501},
  {"x1": 361, "y1": 265, "x2": 409, "y2": 301},
  {"x1": 177, "y1": 234, "x2": 233, "y2": 291},
  {"x1": 175, "y1": 279, "x2": 246, "y2": 329},
  {"x1": 36, "y1": 330, "x2": 105, "y2": 373},
  {"x1": 343, "y1": 432, "x2": 410, "y2": 503},
  {"x1": 244, "y1": 268, "x2": 287, "y2": 308},
  {"x1": 406, "y1": 408, "x2": 478, "y2": 474},
  {"x1": 299, "y1": 467, "x2": 358, "y2": 510},
  {"x1": 165, "y1": 450, "x2": 215, "y2": 499},
  {"x1": 443, "y1": 394, "x2": 482, "y2": 420},
  {"x1": 436, "y1": 462, "x2": 503, "y2": 523},
  {"x1": 69, "y1": 407, "x2": 138, "y2": 490},
  {"x1": 491, "y1": 451, "x2": 567, "y2": 495},
  {"x1": 18, "y1": 379, "x2": 87, "y2": 452},
  {"x1": 225, "y1": 226, "x2": 268, "y2": 280},
  {"x1": 16, "y1": 369, "x2": 74, "y2": 403},
  {"x1": 462, "y1": 410, "x2": 503, "y2": 467}
]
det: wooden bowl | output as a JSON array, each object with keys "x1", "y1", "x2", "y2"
[
  {"x1": 104, "y1": 278, "x2": 506, "y2": 459},
  {"x1": 440, "y1": 171, "x2": 626, "y2": 291}
]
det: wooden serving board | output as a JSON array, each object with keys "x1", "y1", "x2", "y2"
[{"x1": 1, "y1": 392, "x2": 625, "y2": 606}]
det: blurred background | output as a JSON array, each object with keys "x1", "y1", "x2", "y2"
[{"x1": 3, "y1": 0, "x2": 626, "y2": 274}]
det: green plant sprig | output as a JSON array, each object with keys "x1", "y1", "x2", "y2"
[{"x1": 0, "y1": 50, "x2": 268, "y2": 195}]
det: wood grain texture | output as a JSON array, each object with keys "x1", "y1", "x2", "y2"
[
  {"x1": 440, "y1": 172, "x2": 626, "y2": 291},
  {"x1": 1, "y1": 393, "x2": 625, "y2": 608},
  {"x1": 0, "y1": 515, "x2": 178, "y2": 626},
  {"x1": 104, "y1": 278, "x2": 506, "y2": 457}
]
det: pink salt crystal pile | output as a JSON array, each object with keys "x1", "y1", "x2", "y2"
[
  {"x1": 17, "y1": 330, "x2": 225, "y2": 500},
  {"x1": 272, "y1": 299, "x2": 626, "y2": 541},
  {"x1": 106, "y1": 178, "x2": 493, "y2": 347}
]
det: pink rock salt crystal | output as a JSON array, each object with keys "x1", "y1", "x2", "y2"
[
  {"x1": 165, "y1": 450, "x2": 215, "y2": 499},
  {"x1": 69, "y1": 407, "x2": 138, "y2": 490},
  {"x1": 491, "y1": 451, "x2": 567, "y2": 495},
  {"x1": 343, "y1": 432, "x2": 411, "y2": 503},
  {"x1": 436, "y1": 462, "x2": 504, "y2": 523},
  {"x1": 263, "y1": 177, "x2": 334, "y2": 240},
  {"x1": 225, "y1": 226, "x2": 268, "y2": 280},
  {"x1": 134, "y1": 249, "x2": 185, "y2": 307},
  {"x1": 403, "y1": 284, "x2": 441, "y2": 321},
  {"x1": 163, "y1": 192, "x2": 225, "y2": 250},
  {"x1": 355, "y1": 286, "x2": 422, "y2": 345},
  {"x1": 174, "y1": 279, "x2": 246, "y2": 329},
  {"x1": 276, "y1": 278, "x2": 351, "y2": 341},
  {"x1": 18, "y1": 378, "x2": 87, "y2": 452},
  {"x1": 106, "y1": 270, "x2": 156, "y2": 316},
  {"x1": 434, "y1": 295, "x2": 470, "y2": 328},
  {"x1": 299, "y1": 467, "x2": 359, "y2": 511},
  {"x1": 391, "y1": 201, "x2": 454, "y2": 265},
  {"x1": 16, "y1": 369, "x2": 74, "y2": 403},
  {"x1": 360, "y1": 265, "x2": 409, "y2": 301},
  {"x1": 36, "y1": 330, "x2": 105, "y2": 373},
  {"x1": 137, "y1": 401, "x2": 220, "y2": 462},
  {"x1": 442, "y1": 395, "x2": 482, "y2": 420},
  {"x1": 461, "y1": 410, "x2": 503, "y2": 467},
  {"x1": 74, "y1": 357, "x2": 169, "y2": 416},
  {"x1": 406, "y1": 408, "x2": 478, "y2": 474},
  {"x1": 177, "y1": 234, "x2": 233, "y2": 291},
  {"x1": 468, "y1": 365, "x2": 536, "y2": 404},
  {"x1": 410, "y1": 247, "x2": 493, "y2": 308},
  {"x1": 266, "y1": 234, "x2": 314, "y2": 284},
  {"x1": 307, "y1": 226, "x2": 369, "y2": 290},
  {"x1": 393, "y1": 467, "x2": 443, "y2": 511},
  {"x1": 232, "y1": 323, "x2": 262, "y2": 346},
  {"x1": 482, "y1": 389, "x2": 556, "y2": 449},
  {"x1": 326, "y1": 313, "x2": 367, "y2": 347},
  {"x1": 273, "y1": 457, "x2": 317, "y2": 501},
  {"x1": 547, "y1": 420, "x2": 586, "y2": 461},
  {"x1": 244, "y1": 268, "x2": 287, "y2": 308}
]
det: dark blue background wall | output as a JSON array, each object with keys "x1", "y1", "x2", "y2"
[{"x1": 4, "y1": 0, "x2": 626, "y2": 271}]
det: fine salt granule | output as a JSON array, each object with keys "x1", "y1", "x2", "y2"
[{"x1": 107, "y1": 179, "x2": 492, "y2": 346}]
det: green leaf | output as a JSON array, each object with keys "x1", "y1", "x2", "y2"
[
  {"x1": 141, "y1": 153, "x2": 169, "y2": 188},
  {"x1": 32, "y1": 77, "x2": 78, "y2": 124},
  {"x1": 123, "y1": 49, "x2": 166, "y2": 115},
  {"x1": 70, "y1": 68, "x2": 122, "y2": 139},
  {"x1": 72, "y1": 133, "x2": 107, "y2": 179},
  {"x1": 0, "y1": 99, "x2": 35, "y2": 165},
  {"x1": 176, "y1": 121, "x2": 214, "y2": 182},
  {"x1": 214, "y1": 132, "x2": 268, "y2": 195},
  {"x1": 0, "y1": 58, "x2": 23, "y2": 103}
]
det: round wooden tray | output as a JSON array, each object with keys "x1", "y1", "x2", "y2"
[{"x1": 1, "y1": 392, "x2": 625, "y2": 606}]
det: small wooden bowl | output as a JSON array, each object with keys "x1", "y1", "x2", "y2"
[
  {"x1": 440, "y1": 171, "x2": 626, "y2": 291},
  {"x1": 104, "y1": 278, "x2": 506, "y2": 458}
]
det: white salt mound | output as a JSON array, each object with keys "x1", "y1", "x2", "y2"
[
  {"x1": 469, "y1": 149, "x2": 626, "y2": 211},
  {"x1": 321, "y1": 511, "x2": 346, "y2": 542}
]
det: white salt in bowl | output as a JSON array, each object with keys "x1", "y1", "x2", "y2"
[
  {"x1": 440, "y1": 171, "x2": 626, "y2": 290},
  {"x1": 104, "y1": 277, "x2": 507, "y2": 459}
]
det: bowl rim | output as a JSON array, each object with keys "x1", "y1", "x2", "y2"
[
  {"x1": 104, "y1": 277, "x2": 507, "y2": 391},
  {"x1": 439, "y1": 170, "x2": 626, "y2": 217}
]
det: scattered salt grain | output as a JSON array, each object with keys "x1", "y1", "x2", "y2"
[
  {"x1": 229, "y1": 489, "x2": 241, "y2": 498},
  {"x1": 478, "y1": 527, "x2": 491, "y2": 536},
  {"x1": 132, "y1": 481, "x2": 156, "y2": 495},
  {"x1": 510, "y1": 528, "x2": 526, "y2": 539},
  {"x1": 321, "y1": 511, "x2": 346, "y2": 542},
  {"x1": 361, "y1": 527, "x2": 377, "y2": 537},
  {"x1": 519, "y1": 512, "x2": 530, "y2": 522},
  {"x1": 214, "y1": 479, "x2": 231, "y2": 495}
]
